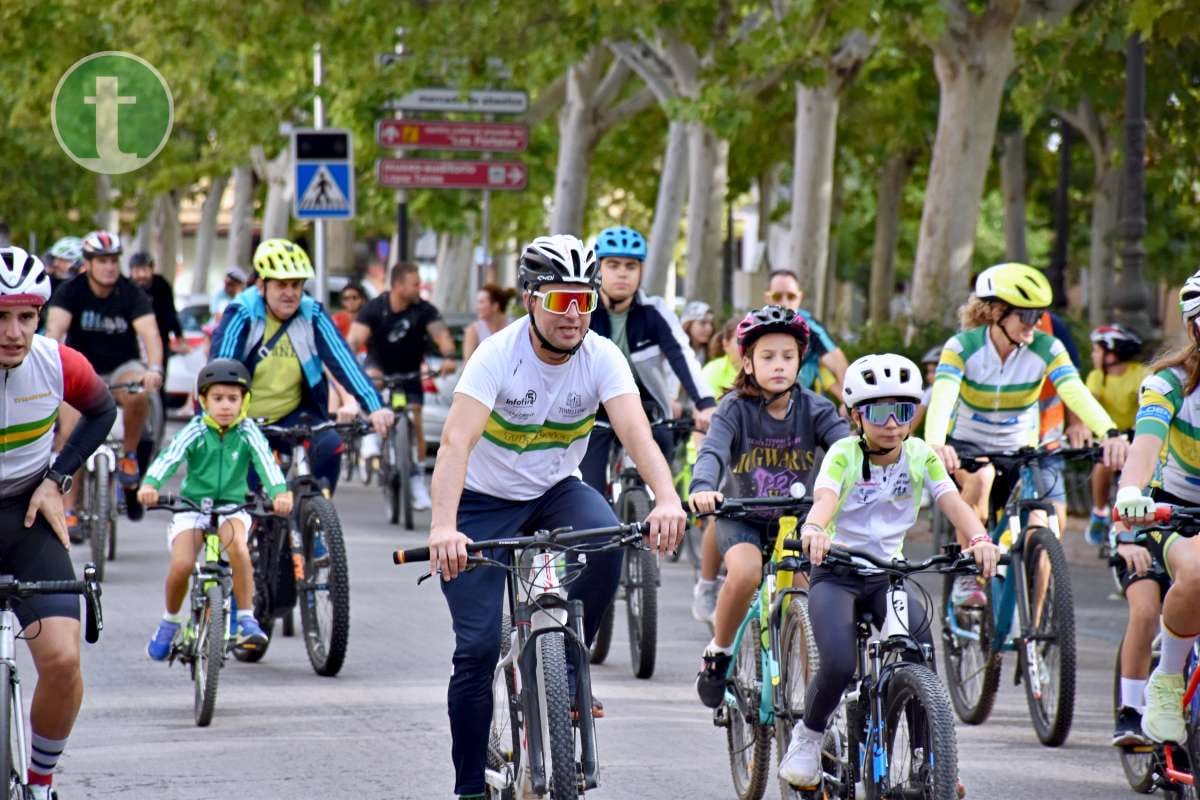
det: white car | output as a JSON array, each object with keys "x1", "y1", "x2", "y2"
[{"x1": 164, "y1": 295, "x2": 212, "y2": 416}]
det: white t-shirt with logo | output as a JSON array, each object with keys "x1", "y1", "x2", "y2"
[{"x1": 455, "y1": 316, "x2": 638, "y2": 500}]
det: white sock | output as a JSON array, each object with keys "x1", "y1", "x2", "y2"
[
  {"x1": 1092, "y1": 506, "x2": 1109, "y2": 518},
  {"x1": 237, "y1": 609, "x2": 254, "y2": 621},
  {"x1": 360, "y1": 433, "x2": 381, "y2": 459},
  {"x1": 1156, "y1": 623, "x2": 1198, "y2": 676},
  {"x1": 794, "y1": 722, "x2": 823, "y2": 741},
  {"x1": 705, "y1": 639, "x2": 733, "y2": 656},
  {"x1": 695, "y1": 578, "x2": 716, "y2": 588},
  {"x1": 1121, "y1": 677, "x2": 1147, "y2": 712},
  {"x1": 163, "y1": 610, "x2": 183, "y2": 624}
]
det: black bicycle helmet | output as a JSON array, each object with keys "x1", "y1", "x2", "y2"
[{"x1": 196, "y1": 358, "x2": 251, "y2": 396}]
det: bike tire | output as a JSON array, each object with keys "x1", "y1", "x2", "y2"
[
  {"x1": 727, "y1": 616, "x2": 771, "y2": 800},
  {"x1": 539, "y1": 631, "x2": 578, "y2": 799},
  {"x1": 941, "y1": 572, "x2": 1001, "y2": 725},
  {"x1": 776, "y1": 596, "x2": 820, "y2": 800},
  {"x1": 620, "y1": 488, "x2": 657, "y2": 679},
  {"x1": 397, "y1": 421, "x2": 414, "y2": 531},
  {"x1": 299, "y1": 496, "x2": 350, "y2": 676},
  {"x1": 1021, "y1": 526, "x2": 1076, "y2": 747},
  {"x1": 589, "y1": 602, "x2": 614, "y2": 665},
  {"x1": 1113, "y1": 639, "x2": 1156, "y2": 793},
  {"x1": 864, "y1": 664, "x2": 958, "y2": 800},
  {"x1": 487, "y1": 613, "x2": 520, "y2": 800},
  {"x1": 193, "y1": 584, "x2": 225, "y2": 727},
  {"x1": 89, "y1": 462, "x2": 111, "y2": 582},
  {"x1": 234, "y1": 525, "x2": 276, "y2": 663},
  {"x1": 384, "y1": 428, "x2": 400, "y2": 525}
]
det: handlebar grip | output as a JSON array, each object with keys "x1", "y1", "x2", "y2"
[
  {"x1": 393, "y1": 547, "x2": 430, "y2": 565},
  {"x1": 1111, "y1": 504, "x2": 1173, "y2": 524},
  {"x1": 84, "y1": 595, "x2": 100, "y2": 644}
]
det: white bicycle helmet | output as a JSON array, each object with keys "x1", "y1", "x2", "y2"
[
  {"x1": 81, "y1": 230, "x2": 122, "y2": 258},
  {"x1": 842, "y1": 353, "x2": 923, "y2": 407},
  {"x1": 0, "y1": 247, "x2": 51, "y2": 307},
  {"x1": 1180, "y1": 269, "x2": 1200, "y2": 323},
  {"x1": 518, "y1": 235, "x2": 599, "y2": 289}
]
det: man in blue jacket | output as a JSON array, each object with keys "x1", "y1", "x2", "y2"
[
  {"x1": 580, "y1": 225, "x2": 716, "y2": 494},
  {"x1": 210, "y1": 238, "x2": 391, "y2": 492}
]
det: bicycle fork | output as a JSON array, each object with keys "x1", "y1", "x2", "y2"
[{"x1": 0, "y1": 610, "x2": 26, "y2": 785}]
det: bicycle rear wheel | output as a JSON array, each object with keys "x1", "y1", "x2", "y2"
[
  {"x1": 941, "y1": 573, "x2": 1001, "y2": 725},
  {"x1": 538, "y1": 631, "x2": 578, "y2": 799},
  {"x1": 1113, "y1": 640, "x2": 1156, "y2": 793},
  {"x1": 727, "y1": 616, "x2": 771, "y2": 800},
  {"x1": 234, "y1": 524, "x2": 276, "y2": 663},
  {"x1": 89, "y1": 463, "x2": 111, "y2": 582},
  {"x1": 866, "y1": 664, "x2": 958, "y2": 800},
  {"x1": 1021, "y1": 526, "x2": 1076, "y2": 747},
  {"x1": 619, "y1": 488, "x2": 657, "y2": 679},
  {"x1": 193, "y1": 584, "x2": 225, "y2": 727},
  {"x1": 299, "y1": 496, "x2": 350, "y2": 676},
  {"x1": 776, "y1": 596, "x2": 819, "y2": 800}
]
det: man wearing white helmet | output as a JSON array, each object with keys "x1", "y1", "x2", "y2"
[
  {"x1": 0, "y1": 247, "x2": 116, "y2": 800},
  {"x1": 425, "y1": 234, "x2": 687, "y2": 799}
]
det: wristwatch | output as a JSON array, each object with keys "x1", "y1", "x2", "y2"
[{"x1": 44, "y1": 467, "x2": 73, "y2": 494}]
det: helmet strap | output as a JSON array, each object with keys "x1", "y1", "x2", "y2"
[
  {"x1": 858, "y1": 434, "x2": 904, "y2": 481},
  {"x1": 526, "y1": 295, "x2": 583, "y2": 360},
  {"x1": 993, "y1": 309, "x2": 1026, "y2": 350}
]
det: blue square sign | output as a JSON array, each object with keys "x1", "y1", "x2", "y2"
[{"x1": 293, "y1": 129, "x2": 354, "y2": 220}]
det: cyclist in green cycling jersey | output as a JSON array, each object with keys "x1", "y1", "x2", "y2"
[
  {"x1": 1113, "y1": 269, "x2": 1200, "y2": 746},
  {"x1": 425, "y1": 234, "x2": 686, "y2": 800},
  {"x1": 924, "y1": 262, "x2": 1127, "y2": 607},
  {"x1": 779, "y1": 354, "x2": 998, "y2": 788},
  {"x1": 138, "y1": 359, "x2": 293, "y2": 661}
]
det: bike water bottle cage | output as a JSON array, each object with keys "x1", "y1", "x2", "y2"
[{"x1": 531, "y1": 289, "x2": 598, "y2": 315}]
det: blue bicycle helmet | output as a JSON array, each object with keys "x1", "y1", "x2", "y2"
[{"x1": 594, "y1": 226, "x2": 647, "y2": 261}]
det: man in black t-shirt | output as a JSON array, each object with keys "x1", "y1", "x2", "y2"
[
  {"x1": 45, "y1": 231, "x2": 163, "y2": 533},
  {"x1": 347, "y1": 262, "x2": 456, "y2": 510}
]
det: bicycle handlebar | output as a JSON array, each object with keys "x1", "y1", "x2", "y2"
[
  {"x1": 149, "y1": 493, "x2": 264, "y2": 517},
  {"x1": 392, "y1": 521, "x2": 649, "y2": 566},
  {"x1": 259, "y1": 418, "x2": 370, "y2": 440},
  {"x1": 1111, "y1": 503, "x2": 1200, "y2": 535},
  {"x1": 778, "y1": 542, "x2": 996, "y2": 577},
  {"x1": 0, "y1": 564, "x2": 103, "y2": 644},
  {"x1": 380, "y1": 371, "x2": 424, "y2": 386},
  {"x1": 108, "y1": 381, "x2": 145, "y2": 394},
  {"x1": 697, "y1": 490, "x2": 812, "y2": 519},
  {"x1": 957, "y1": 442, "x2": 1108, "y2": 473}
]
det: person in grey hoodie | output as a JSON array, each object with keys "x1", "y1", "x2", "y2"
[{"x1": 688, "y1": 305, "x2": 849, "y2": 708}]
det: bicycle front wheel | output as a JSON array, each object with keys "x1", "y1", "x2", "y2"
[
  {"x1": 234, "y1": 524, "x2": 276, "y2": 663},
  {"x1": 396, "y1": 421, "x2": 414, "y2": 531},
  {"x1": 383, "y1": 428, "x2": 401, "y2": 525},
  {"x1": 865, "y1": 664, "x2": 958, "y2": 800},
  {"x1": 487, "y1": 613, "x2": 520, "y2": 800},
  {"x1": 299, "y1": 496, "x2": 350, "y2": 676},
  {"x1": 941, "y1": 572, "x2": 1001, "y2": 725},
  {"x1": 1021, "y1": 526, "x2": 1076, "y2": 747},
  {"x1": 620, "y1": 487, "x2": 657, "y2": 679},
  {"x1": 776, "y1": 596, "x2": 819, "y2": 800},
  {"x1": 538, "y1": 631, "x2": 578, "y2": 799},
  {"x1": 89, "y1": 463, "x2": 111, "y2": 582},
  {"x1": 193, "y1": 584, "x2": 225, "y2": 727},
  {"x1": 727, "y1": 616, "x2": 771, "y2": 800}
]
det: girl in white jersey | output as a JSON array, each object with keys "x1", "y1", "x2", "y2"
[{"x1": 778, "y1": 354, "x2": 999, "y2": 790}]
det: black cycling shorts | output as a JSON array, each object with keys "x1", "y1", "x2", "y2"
[{"x1": 0, "y1": 493, "x2": 79, "y2": 627}]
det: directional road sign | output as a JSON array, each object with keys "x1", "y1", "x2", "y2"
[
  {"x1": 377, "y1": 159, "x2": 527, "y2": 191},
  {"x1": 387, "y1": 88, "x2": 529, "y2": 115},
  {"x1": 376, "y1": 120, "x2": 527, "y2": 153},
  {"x1": 292, "y1": 128, "x2": 354, "y2": 220}
]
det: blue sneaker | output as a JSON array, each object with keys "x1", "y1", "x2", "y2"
[
  {"x1": 147, "y1": 619, "x2": 180, "y2": 661},
  {"x1": 236, "y1": 616, "x2": 269, "y2": 652},
  {"x1": 1086, "y1": 511, "x2": 1110, "y2": 547},
  {"x1": 311, "y1": 532, "x2": 329, "y2": 564}
]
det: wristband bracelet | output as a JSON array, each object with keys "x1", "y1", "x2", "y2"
[
  {"x1": 801, "y1": 522, "x2": 825, "y2": 535},
  {"x1": 968, "y1": 535, "x2": 990, "y2": 547}
]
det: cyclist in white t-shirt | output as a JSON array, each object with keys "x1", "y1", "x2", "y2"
[{"x1": 425, "y1": 234, "x2": 687, "y2": 800}]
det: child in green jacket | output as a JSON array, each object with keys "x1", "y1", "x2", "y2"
[{"x1": 137, "y1": 358, "x2": 292, "y2": 659}]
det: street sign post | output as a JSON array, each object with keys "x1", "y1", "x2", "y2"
[
  {"x1": 377, "y1": 159, "x2": 527, "y2": 190},
  {"x1": 376, "y1": 119, "x2": 527, "y2": 153},
  {"x1": 387, "y1": 88, "x2": 529, "y2": 115},
  {"x1": 292, "y1": 128, "x2": 355, "y2": 220}
]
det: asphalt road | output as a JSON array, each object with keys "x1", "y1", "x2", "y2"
[{"x1": 31, "y1": 471, "x2": 1146, "y2": 799}]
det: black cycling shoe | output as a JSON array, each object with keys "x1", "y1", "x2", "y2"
[
  {"x1": 124, "y1": 488, "x2": 144, "y2": 521},
  {"x1": 696, "y1": 651, "x2": 733, "y2": 708},
  {"x1": 1113, "y1": 706, "x2": 1151, "y2": 747}
]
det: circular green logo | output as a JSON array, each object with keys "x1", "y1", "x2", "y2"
[{"x1": 51, "y1": 51, "x2": 174, "y2": 175}]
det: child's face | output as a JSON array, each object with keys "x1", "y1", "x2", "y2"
[
  {"x1": 1090, "y1": 343, "x2": 1106, "y2": 372},
  {"x1": 743, "y1": 333, "x2": 800, "y2": 393},
  {"x1": 855, "y1": 402, "x2": 913, "y2": 451},
  {"x1": 204, "y1": 384, "x2": 245, "y2": 427},
  {"x1": 924, "y1": 362, "x2": 937, "y2": 385}
]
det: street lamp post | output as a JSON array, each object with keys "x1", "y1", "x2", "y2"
[{"x1": 1113, "y1": 33, "x2": 1152, "y2": 335}]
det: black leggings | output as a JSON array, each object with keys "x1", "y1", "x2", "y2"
[{"x1": 802, "y1": 567, "x2": 933, "y2": 732}]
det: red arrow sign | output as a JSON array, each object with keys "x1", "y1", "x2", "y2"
[
  {"x1": 377, "y1": 159, "x2": 528, "y2": 190},
  {"x1": 376, "y1": 120, "x2": 528, "y2": 153}
]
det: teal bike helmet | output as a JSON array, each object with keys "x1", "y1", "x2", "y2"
[{"x1": 594, "y1": 226, "x2": 647, "y2": 261}]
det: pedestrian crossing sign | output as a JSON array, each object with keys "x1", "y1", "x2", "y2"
[{"x1": 292, "y1": 129, "x2": 355, "y2": 220}]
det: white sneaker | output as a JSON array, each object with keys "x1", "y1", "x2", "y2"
[
  {"x1": 410, "y1": 471, "x2": 432, "y2": 511},
  {"x1": 28, "y1": 785, "x2": 57, "y2": 800},
  {"x1": 778, "y1": 722, "x2": 822, "y2": 788},
  {"x1": 691, "y1": 580, "x2": 718, "y2": 623}
]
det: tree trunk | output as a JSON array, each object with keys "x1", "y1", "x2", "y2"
[
  {"x1": 911, "y1": 31, "x2": 1017, "y2": 326},
  {"x1": 685, "y1": 123, "x2": 727, "y2": 309},
  {"x1": 1088, "y1": 163, "x2": 1120, "y2": 326},
  {"x1": 868, "y1": 152, "x2": 912, "y2": 324},
  {"x1": 192, "y1": 175, "x2": 228, "y2": 296},
  {"x1": 1000, "y1": 127, "x2": 1028, "y2": 262},
  {"x1": 549, "y1": 51, "x2": 605, "y2": 235},
  {"x1": 132, "y1": 215, "x2": 156, "y2": 259},
  {"x1": 259, "y1": 148, "x2": 292, "y2": 241},
  {"x1": 154, "y1": 191, "x2": 180, "y2": 283},
  {"x1": 93, "y1": 174, "x2": 115, "y2": 230},
  {"x1": 226, "y1": 164, "x2": 256, "y2": 270},
  {"x1": 788, "y1": 81, "x2": 841, "y2": 309},
  {"x1": 326, "y1": 220, "x2": 355, "y2": 278},
  {"x1": 432, "y1": 231, "x2": 474, "y2": 314},
  {"x1": 643, "y1": 120, "x2": 688, "y2": 297}
]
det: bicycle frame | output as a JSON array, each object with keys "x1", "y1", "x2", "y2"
[{"x1": 0, "y1": 607, "x2": 28, "y2": 791}]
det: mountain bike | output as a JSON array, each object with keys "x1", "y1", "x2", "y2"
[
  {"x1": 696, "y1": 491, "x2": 811, "y2": 800},
  {"x1": 940, "y1": 444, "x2": 1096, "y2": 747},
  {"x1": 147, "y1": 494, "x2": 264, "y2": 726},
  {"x1": 0, "y1": 565, "x2": 102, "y2": 798},
  {"x1": 236, "y1": 416, "x2": 366, "y2": 676},
  {"x1": 378, "y1": 371, "x2": 422, "y2": 529},
  {"x1": 785, "y1": 543, "x2": 979, "y2": 800},
  {"x1": 394, "y1": 521, "x2": 649, "y2": 799},
  {"x1": 590, "y1": 416, "x2": 693, "y2": 679},
  {"x1": 1110, "y1": 504, "x2": 1200, "y2": 798}
]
